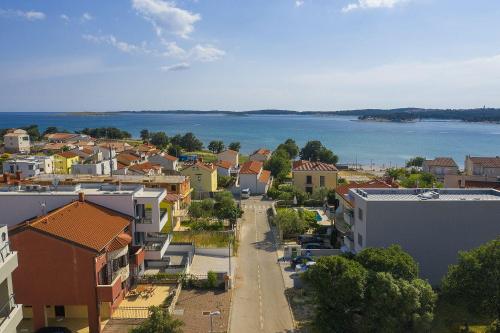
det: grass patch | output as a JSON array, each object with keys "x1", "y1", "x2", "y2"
[
  {"x1": 173, "y1": 231, "x2": 235, "y2": 249},
  {"x1": 185, "y1": 150, "x2": 217, "y2": 162}
]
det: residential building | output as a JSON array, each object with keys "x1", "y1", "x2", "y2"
[
  {"x1": 117, "y1": 152, "x2": 144, "y2": 167},
  {"x1": 53, "y1": 151, "x2": 80, "y2": 174},
  {"x1": 350, "y1": 188, "x2": 500, "y2": 284},
  {"x1": 72, "y1": 159, "x2": 116, "y2": 176},
  {"x1": 333, "y1": 180, "x2": 396, "y2": 245},
  {"x1": 422, "y1": 157, "x2": 459, "y2": 181},
  {"x1": 249, "y1": 148, "x2": 271, "y2": 162},
  {"x1": 9, "y1": 196, "x2": 135, "y2": 332},
  {"x1": 148, "y1": 154, "x2": 179, "y2": 172},
  {"x1": 97, "y1": 141, "x2": 132, "y2": 153},
  {"x1": 181, "y1": 161, "x2": 217, "y2": 194},
  {"x1": 26, "y1": 174, "x2": 192, "y2": 205},
  {"x1": 0, "y1": 225, "x2": 23, "y2": 333},
  {"x1": 444, "y1": 174, "x2": 500, "y2": 189},
  {"x1": 217, "y1": 149, "x2": 239, "y2": 167},
  {"x1": 239, "y1": 161, "x2": 272, "y2": 194},
  {"x1": 465, "y1": 155, "x2": 500, "y2": 177},
  {"x1": 41, "y1": 142, "x2": 76, "y2": 154},
  {"x1": 216, "y1": 160, "x2": 233, "y2": 177},
  {"x1": 127, "y1": 162, "x2": 163, "y2": 176},
  {"x1": 3, "y1": 129, "x2": 30, "y2": 154},
  {"x1": 292, "y1": 160, "x2": 338, "y2": 193},
  {"x1": 2, "y1": 156, "x2": 54, "y2": 178}
]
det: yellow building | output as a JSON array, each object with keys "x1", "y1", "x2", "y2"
[
  {"x1": 292, "y1": 160, "x2": 338, "y2": 194},
  {"x1": 180, "y1": 162, "x2": 217, "y2": 194},
  {"x1": 53, "y1": 151, "x2": 80, "y2": 174}
]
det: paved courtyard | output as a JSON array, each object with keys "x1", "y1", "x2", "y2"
[{"x1": 190, "y1": 253, "x2": 236, "y2": 277}]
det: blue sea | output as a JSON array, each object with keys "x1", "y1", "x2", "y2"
[{"x1": 1, "y1": 112, "x2": 499, "y2": 168}]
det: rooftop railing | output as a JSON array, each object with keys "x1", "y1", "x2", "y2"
[{"x1": 0, "y1": 242, "x2": 13, "y2": 264}]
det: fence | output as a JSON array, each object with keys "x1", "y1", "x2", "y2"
[
  {"x1": 112, "y1": 306, "x2": 151, "y2": 319},
  {"x1": 0, "y1": 294, "x2": 17, "y2": 327}
]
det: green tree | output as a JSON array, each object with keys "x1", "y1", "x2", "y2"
[
  {"x1": 355, "y1": 245, "x2": 419, "y2": 280},
  {"x1": 276, "y1": 138, "x2": 299, "y2": 159},
  {"x1": 188, "y1": 199, "x2": 215, "y2": 219},
  {"x1": 150, "y1": 132, "x2": 169, "y2": 149},
  {"x1": 441, "y1": 238, "x2": 500, "y2": 324},
  {"x1": 274, "y1": 209, "x2": 308, "y2": 236},
  {"x1": 214, "y1": 191, "x2": 242, "y2": 226},
  {"x1": 228, "y1": 142, "x2": 241, "y2": 152},
  {"x1": 170, "y1": 134, "x2": 183, "y2": 147},
  {"x1": 168, "y1": 145, "x2": 182, "y2": 157},
  {"x1": 406, "y1": 156, "x2": 425, "y2": 167},
  {"x1": 130, "y1": 306, "x2": 183, "y2": 333},
  {"x1": 140, "y1": 129, "x2": 150, "y2": 142},
  {"x1": 208, "y1": 140, "x2": 225, "y2": 154},
  {"x1": 21, "y1": 124, "x2": 41, "y2": 141},
  {"x1": 42, "y1": 126, "x2": 60, "y2": 136},
  {"x1": 303, "y1": 256, "x2": 368, "y2": 333},
  {"x1": 181, "y1": 132, "x2": 203, "y2": 151},
  {"x1": 264, "y1": 149, "x2": 291, "y2": 181},
  {"x1": 299, "y1": 140, "x2": 338, "y2": 164}
]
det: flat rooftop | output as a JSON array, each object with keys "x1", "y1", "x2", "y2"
[
  {"x1": 351, "y1": 188, "x2": 500, "y2": 201},
  {"x1": 0, "y1": 183, "x2": 165, "y2": 198},
  {"x1": 30, "y1": 174, "x2": 188, "y2": 184}
]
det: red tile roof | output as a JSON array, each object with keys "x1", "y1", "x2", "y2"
[
  {"x1": 14, "y1": 201, "x2": 132, "y2": 252},
  {"x1": 45, "y1": 133, "x2": 78, "y2": 140},
  {"x1": 183, "y1": 161, "x2": 215, "y2": 172},
  {"x1": 56, "y1": 151, "x2": 79, "y2": 159},
  {"x1": 219, "y1": 149, "x2": 238, "y2": 156},
  {"x1": 293, "y1": 160, "x2": 338, "y2": 172},
  {"x1": 240, "y1": 161, "x2": 263, "y2": 175},
  {"x1": 164, "y1": 193, "x2": 181, "y2": 202},
  {"x1": 259, "y1": 170, "x2": 271, "y2": 184},
  {"x1": 216, "y1": 160, "x2": 233, "y2": 169},
  {"x1": 129, "y1": 162, "x2": 162, "y2": 173},
  {"x1": 162, "y1": 154, "x2": 178, "y2": 161},
  {"x1": 108, "y1": 233, "x2": 132, "y2": 252},
  {"x1": 424, "y1": 157, "x2": 458, "y2": 168},
  {"x1": 468, "y1": 156, "x2": 500, "y2": 168},
  {"x1": 117, "y1": 153, "x2": 141, "y2": 162},
  {"x1": 252, "y1": 148, "x2": 271, "y2": 156}
]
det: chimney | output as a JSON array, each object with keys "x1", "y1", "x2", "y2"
[
  {"x1": 16, "y1": 171, "x2": 22, "y2": 180},
  {"x1": 78, "y1": 192, "x2": 85, "y2": 202}
]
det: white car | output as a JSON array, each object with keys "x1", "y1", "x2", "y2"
[{"x1": 241, "y1": 188, "x2": 251, "y2": 199}]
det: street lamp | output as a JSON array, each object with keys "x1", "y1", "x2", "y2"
[{"x1": 209, "y1": 310, "x2": 221, "y2": 333}]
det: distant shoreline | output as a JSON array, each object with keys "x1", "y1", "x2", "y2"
[{"x1": 67, "y1": 108, "x2": 500, "y2": 124}]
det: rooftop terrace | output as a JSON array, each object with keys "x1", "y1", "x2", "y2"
[
  {"x1": 30, "y1": 174, "x2": 188, "y2": 184},
  {"x1": 351, "y1": 188, "x2": 500, "y2": 201}
]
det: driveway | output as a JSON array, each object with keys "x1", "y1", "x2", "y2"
[{"x1": 230, "y1": 197, "x2": 294, "y2": 332}]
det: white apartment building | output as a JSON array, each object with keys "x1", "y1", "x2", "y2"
[
  {"x1": 0, "y1": 225, "x2": 23, "y2": 333},
  {"x1": 349, "y1": 188, "x2": 500, "y2": 284},
  {"x1": 72, "y1": 158, "x2": 117, "y2": 176},
  {"x1": 3, "y1": 130, "x2": 30, "y2": 154},
  {"x1": 0, "y1": 183, "x2": 174, "y2": 273},
  {"x1": 2, "y1": 156, "x2": 54, "y2": 178}
]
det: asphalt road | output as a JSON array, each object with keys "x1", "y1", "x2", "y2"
[{"x1": 230, "y1": 197, "x2": 294, "y2": 333}]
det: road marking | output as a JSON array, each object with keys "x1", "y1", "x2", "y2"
[{"x1": 257, "y1": 264, "x2": 264, "y2": 331}]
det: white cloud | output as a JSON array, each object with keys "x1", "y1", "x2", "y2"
[
  {"x1": 189, "y1": 44, "x2": 225, "y2": 62},
  {"x1": 342, "y1": 0, "x2": 407, "y2": 13},
  {"x1": 163, "y1": 41, "x2": 187, "y2": 58},
  {"x1": 83, "y1": 34, "x2": 149, "y2": 54},
  {"x1": 60, "y1": 14, "x2": 70, "y2": 22},
  {"x1": 161, "y1": 62, "x2": 190, "y2": 71},
  {"x1": 0, "y1": 9, "x2": 46, "y2": 21},
  {"x1": 132, "y1": 0, "x2": 201, "y2": 38},
  {"x1": 81, "y1": 12, "x2": 93, "y2": 22},
  {"x1": 295, "y1": 1, "x2": 304, "y2": 7}
]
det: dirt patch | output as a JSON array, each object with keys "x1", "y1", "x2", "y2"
[
  {"x1": 173, "y1": 288, "x2": 231, "y2": 333},
  {"x1": 286, "y1": 288, "x2": 315, "y2": 333}
]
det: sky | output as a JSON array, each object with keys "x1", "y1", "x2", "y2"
[{"x1": 1, "y1": 0, "x2": 500, "y2": 112}]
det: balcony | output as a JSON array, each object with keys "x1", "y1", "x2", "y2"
[
  {"x1": 0, "y1": 294, "x2": 22, "y2": 333},
  {"x1": 97, "y1": 274, "x2": 123, "y2": 303},
  {"x1": 144, "y1": 233, "x2": 172, "y2": 260},
  {"x1": 0, "y1": 243, "x2": 18, "y2": 283}
]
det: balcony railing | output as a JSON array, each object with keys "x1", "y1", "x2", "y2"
[
  {"x1": 0, "y1": 243, "x2": 13, "y2": 264},
  {"x1": 144, "y1": 233, "x2": 172, "y2": 251},
  {"x1": 0, "y1": 294, "x2": 17, "y2": 327},
  {"x1": 136, "y1": 208, "x2": 168, "y2": 224}
]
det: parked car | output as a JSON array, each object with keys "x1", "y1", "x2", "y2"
[
  {"x1": 291, "y1": 255, "x2": 314, "y2": 269},
  {"x1": 302, "y1": 243, "x2": 332, "y2": 250},
  {"x1": 295, "y1": 261, "x2": 316, "y2": 272},
  {"x1": 297, "y1": 234, "x2": 323, "y2": 245},
  {"x1": 241, "y1": 188, "x2": 251, "y2": 199},
  {"x1": 36, "y1": 327, "x2": 72, "y2": 333}
]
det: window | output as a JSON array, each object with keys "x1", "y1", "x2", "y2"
[
  {"x1": 306, "y1": 175, "x2": 312, "y2": 184},
  {"x1": 320, "y1": 176, "x2": 325, "y2": 187},
  {"x1": 171, "y1": 185, "x2": 177, "y2": 191},
  {"x1": 358, "y1": 208, "x2": 363, "y2": 221},
  {"x1": 197, "y1": 175, "x2": 201, "y2": 182},
  {"x1": 358, "y1": 233, "x2": 363, "y2": 247}
]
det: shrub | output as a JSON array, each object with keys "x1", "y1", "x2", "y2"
[{"x1": 206, "y1": 271, "x2": 218, "y2": 289}]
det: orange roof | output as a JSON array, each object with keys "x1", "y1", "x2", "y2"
[
  {"x1": 468, "y1": 156, "x2": 500, "y2": 168},
  {"x1": 164, "y1": 193, "x2": 181, "y2": 202},
  {"x1": 240, "y1": 161, "x2": 263, "y2": 175},
  {"x1": 183, "y1": 161, "x2": 215, "y2": 172},
  {"x1": 293, "y1": 160, "x2": 338, "y2": 172},
  {"x1": 108, "y1": 233, "x2": 132, "y2": 252},
  {"x1": 424, "y1": 157, "x2": 458, "y2": 168},
  {"x1": 259, "y1": 170, "x2": 271, "y2": 183},
  {"x1": 162, "y1": 154, "x2": 178, "y2": 161},
  {"x1": 45, "y1": 133, "x2": 78, "y2": 140},
  {"x1": 56, "y1": 151, "x2": 79, "y2": 159},
  {"x1": 252, "y1": 148, "x2": 271, "y2": 156},
  {"x1": 16, "y1": 201, "x2": 132, "y2": 252},
  {"x1": 216, "y1": 160, "x2": 233, "y2": 169},
  {"x1": 129, "y1": 162, "x2": 162, "y2": 172},
  {"x1": 117, "y1": 153, "x2": 140, "y2": 162}
]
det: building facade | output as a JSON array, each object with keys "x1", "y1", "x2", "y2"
[
  {"x1": 2, "y1": 156, "x2": 54, "y2": 178},
  {"x1": 217, "y1": 150, "x2": 239, "y2": 167},
  {"x1": 422, "y1": 157, "x2": 459, "y2": 181},
  {"x1": 350, "y1": 188, "x2": 500, "y2": 284},
  {"x1": 465, "y1": 156, "x2": 500, "y2": 177},
  {"x1": 249, "y1": 148, "x2": 271, "y2": 162},
  {"x1": 53, "y1": 152, "x2": 80, "y2": 174},
  {"x1": 292, "y1": 160, "x2": 338, "y2": 193},
  {"x1": 181, "y1": 162, "x2": 217, "y2": 194},
  {"x1": 238, "y1": 161, "x2": 272, "y2": 194},
  {"x1": 3, "y1": 129, "x2": 30, "y2": 154}
]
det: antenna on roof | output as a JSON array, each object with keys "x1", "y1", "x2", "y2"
[
  {"x1": 52, "y1": 176, "x2": 59, "y2": 190},
  {"x1": 40, "y1": 201, "x2": 46, "y2": 215}
]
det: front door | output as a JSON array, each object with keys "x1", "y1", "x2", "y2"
[{"x1": 54, "y1": 305, "x2": 65, "y2": 317}]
